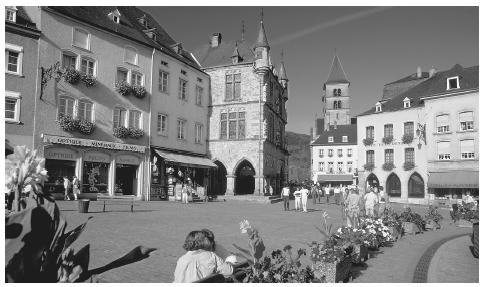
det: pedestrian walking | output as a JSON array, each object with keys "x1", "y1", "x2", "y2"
[
  {"x1": 294, "y1": 187, "x2": 302, "y2": 211},
  {"x1": 300, "y1": 185, "x2": 309, "y2": 212},
  {"x1": 269, "y1": 185, "x2": 274, "y2": 196},
  {"x1": 325, "y1": 185, "x2": 330, "y2": 204},
  {"x1": 317, "y1": 183, "x2": 322, "y2": 203},
  {"x1": 311, "y1": 184, "x2": 318, "y2": 205},
  {"x1": 334, "y1": 185, "x2": 341, "y2": 205},
  {"x1": 63, "y1": 176, "x2": 71, "y2": 200},
  {"x1": 364, "y1": 187, "x2": 378, "y2": 217},
  {"x1": 281, "y1": 184, "x2": 290, "y2": 211},
  {"x1": 182, "y1": 182, "x2": 190, "y2": 204},
  {"x1": 345, "y1": 188, "x2": 361, "y2": 228},
  {"x1": 72, "y1": 175, "x2": 80, "y2": 200}
]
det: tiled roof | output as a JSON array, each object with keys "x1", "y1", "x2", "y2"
[
  {"x1": 311, "y1": 124, "x2": 357, "y2": 146},
  {"x1": 193, "y1": 39, "x2": 256, "y2": 68},
  {"x1": 358, "y1": 64, "x2": 479, "y2": 117},
  {"x1": 385, "y1": 72, "x2": 429, "y2": 85},
  {"x1": 325, "y1": 54, "x2": 349, "y2": 85},
  {"x1": 14, "y1": 6, "x2": 39, "y2": 30},
  {"x1": 47, "y1": 7, "x2": 201, "y2": 69}
]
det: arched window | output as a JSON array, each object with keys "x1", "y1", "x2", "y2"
[
  {"x1": 386, "y1": 173, "x2": 401, "y2": 197},
  {"x1": 78, "y1": 100, "x2": 93, "y2": 122},
  {"x1": 58, "y1": 96, "x2": 75, "y2": 118},
  {"x1": 408, "y1": 172, "x2": 425, "y2": 198},
  {"x1": 337, "y1": 89, "x2": 341, "y2": 96}
]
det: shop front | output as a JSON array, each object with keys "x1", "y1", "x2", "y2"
[
  {"x1": 150, "y1": 148, "x2": 217, "y2": 201},
  {"x1": 428, "y1": 170, "x2": 479, "y2": 200},
  {"x1": 317, "y1": 174, "x2": 354, "y2": 188},
  {"x1": 41, "y1": 135, "x2": 146, "y2": 200}
]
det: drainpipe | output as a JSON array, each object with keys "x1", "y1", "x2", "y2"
[
  {"x1": 146, "y1": 47, "x2": 155, "y2": 201},
  {"x1": 258, "y1": 74, "x2": 262, "y2": 196},
  {"x1": 32, "y1": 34, "x2": 41, "y2": 150}
]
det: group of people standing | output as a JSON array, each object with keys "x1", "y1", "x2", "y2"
[
  {"x1": 344, "y1": 185, "x2": 388, "y2": 228},
  {"x1": 62, "y1": 175, "x2": 81, "y2": 200}
]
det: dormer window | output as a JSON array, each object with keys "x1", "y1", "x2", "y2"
[
  {"x1": 113, "y1": 15, "x2": 119, "y2": 23},
  {"x1": 375, "y1": 102, "x2": 382, "y2": 112},
  {"x1": 108, "y1": 9, "x2": 121, "y2": 24},
  {"x1": 403, "y1": 97, "x2": 411, "y2": 108},
  {"x1": 342, "y1": 136, "x2": 348, "y2": 142},
  {"x1": 138, "y1": 15, "x2": 148, "y2": 28},
  {"x1": 6, "y1": 6, "x2": 17, "y2": 23},
  {"x1": 328, "y1": 136, "x2": 334, "y2": 143},
  {"x1": 447, "y1": 76, "x2": 460, "y2": 90}
]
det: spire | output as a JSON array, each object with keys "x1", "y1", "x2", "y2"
[
  {"x1": 279, "y1": 50, "x2": 288, "y2": 80},
  {"x1": 231, "y1": 42, "x2": 242, "y2": 64},
  {"x1": 253, "y1": 8, "x2": 269, "y2": 49},
  {"x1": 241, "y1": 20, "x2": 245, "y2": 42},
  {"x1": 325, "y1": 52, "x2": 349, "y2": 84}
]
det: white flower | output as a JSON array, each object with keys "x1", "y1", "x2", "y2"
[
  {"x1": 239, "y1": 219, "x2": 251, "y2": 233},
  {"x1": 337, "y1": 227, "x2": 342, "y2": 233}
]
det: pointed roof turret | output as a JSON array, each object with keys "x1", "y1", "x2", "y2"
[
  {"x1": 279, "y1": 61, "x2": 288, "y2": 81},
  {"x1": 253, "y1": 9, "x2": 269, "y2": 49},
  {"x1": 325, "y1": 53, "x2": 349, "y2": 85},
  {"x1": 232, "y1": 42, "x2": 240, "y2": 58}
]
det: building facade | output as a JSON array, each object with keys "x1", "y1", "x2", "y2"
[
  {"x1": 5, "y1": 6, "x2": 41, "y2": 150},
  {"x1": 193, "y1": 18, "x2": 289, "y2": 196}
]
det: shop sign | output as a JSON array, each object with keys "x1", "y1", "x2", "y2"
[
  {"x1": 43, "y1": 134, "x2": 145, "y2": 153},
  {"x1": 117, "y1": 155, "x2": 140, "y2": 165},
  {"x1": 44, "y1": 147, "x2": 77, "y2": 161},
  {"x1": 84, "y1": 152, "x2": 111, "y2": 163}
]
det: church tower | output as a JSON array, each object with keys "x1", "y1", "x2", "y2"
[{"x1": 323, "y1": 53, "x2": 350, "y2": 130}]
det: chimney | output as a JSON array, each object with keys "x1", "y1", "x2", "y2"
[
  {"x1": 417, "y1": 66, "x2": 422, "y2": 78},
  {"x1": 211, "y1": 33, "x2": 222, "y2": 48},
  {"x1": 310, "y1": 128, "x2": 314, "y2": 140},
  {"x1": 429, "y1": 66, "x2": 436, "y2": 78}
]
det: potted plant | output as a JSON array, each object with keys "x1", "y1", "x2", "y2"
[
  {"x1": 128, "y1": 127, "x2": 144, "y2": 139},
  {"x1": 115, "y1": 81, "x2": 132, "y2": 97},
  {"x1": 310, "y1": 240, "x2": 352, "y2": 283},
  {"x1": 63, "y1": 68, "x2": 81, "y2": 85},
  {"x1": 424, "y1": 205, "x2": 443, "y2": 230},
  {"x1": 382, "y1": 162, "x2": 395, "y2": 171},
  {"x1": 81, "y1": 73, "x2": 97, "y2": 87},
  {"x1": 398, "y1": 207, "x2": 425, "y2": 235},
  {"x1": 113, "y1": 126, "x2": 130, "y2": 138},
  {"x1": 131, "y1": 85, "x2": 147, "y2": 99},
  {"x1": 381, "y1": 206, "x2": 403, "y2": 241},
  {"x1": 403, "y1": 161, "x2": 415, "y2": 171},
  {"x1": 77, "y1": 119, "x2": 95, "y2": 135},
  {"x1": 402, "y1": 134, "x2": 414, "y2": 144},
  {"x1": 363, "y1": 163, "x2": 375, "y2": 171},
  {"x1": 362, "y1": 137, "x2": 374, "y2": 146},
  {"x1": 330, "y1": 226, "x2": 368, "y2": 264},
  {"x1": 382, "y1": 135, "x2": 393, "y2": 144},
  {"x1": 57, "y1": 115, "x2": 79, "y2": 132}
]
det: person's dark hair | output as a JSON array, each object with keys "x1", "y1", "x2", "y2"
[
  {"x1": 182, "y1": 231, "x2": 212, "y2": 251},
  {"x1": 201, "y1": 228, "x2": 216, "y2": 251}
]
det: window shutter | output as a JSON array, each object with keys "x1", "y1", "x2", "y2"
[
  {"x1": 437, "y1": 141, "x2": 450, "y2": 154},
  {"x1": 459, "y1": 111, "x2": 473, "y2": 122},
  {"x1": 460, "y1": 139, "x2": 474, "y2": 153},
  {"x1": 436, "y1": 115, "x2": 449, "y2": 126}
]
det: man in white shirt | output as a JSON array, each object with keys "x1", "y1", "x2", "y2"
[
  {"x1": 300, "y1": 185, "x2": 309, "y2": 212},
  {"x1": 364, "y1": 188, "x2": 378, "y2": 217},
  {"x1": 324, "y1": 185, "x2": 331, "y2": 204},
  {"x1": 334, "y1": 185, "x2": 341, "y2": 205},
  {"x1": 281, "y1": 184, "x2": 291, "y2": 211},
  {"x1": 293, "y1": 187, "x2": 302, "y2": 211}
]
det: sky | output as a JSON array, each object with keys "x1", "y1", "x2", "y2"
[{"x1": 142, "y1": 6, "x2": 478, "y2": 134}]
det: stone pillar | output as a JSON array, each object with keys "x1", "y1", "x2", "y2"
[
  {"x1": 255, "y1": 175, "x2": 264, "y2": 196},
  {"x1": 225, "y1": 174, "x2": 235, "y2": 196}
]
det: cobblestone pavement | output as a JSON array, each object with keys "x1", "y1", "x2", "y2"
[{"x1": 57, "y1": 199, "x2": 468, "y2": 283}]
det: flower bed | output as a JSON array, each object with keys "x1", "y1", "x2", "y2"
[
  {"x1": 312, "y1": 256, "x2": 352, "y2": 283},
  {"x1": 359, "y1": 217, "x2": 392, "y2": 247},
  {"x1": 424, "y1": 205, "x2": 443, "y2": 231},
  {"x1": 352, "y1": 244, "x2": 368, "y2": 264},
  {"x1": 398, "y1": 207, "x2": 425, "y2": 232}
]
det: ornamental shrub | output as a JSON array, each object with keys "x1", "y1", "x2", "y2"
[
  {"x1": 382, "y1": 136, "x2": 393, "y2": 144},
  {"x1": 128, "y1": 127, "x2": 144, "y2": 139},
  {"x1": 382, "y1": 162, "x2": 395, "y2": 171},
  {"x1": 77, "y1": 119, "x2": 95, "y2": 135},
  {"x1": 81, "y1": 74, "x2": 97, "y2": 87},
  {"x1": 398, "y1": 207, "x2": 426, "y2": 231},
  {"x1": 425, "y1": 205, "x2": 443, "y2": 224},
  {"x1": 57, "y1": 115, "x2": 79, "y2": 132},
  {"x1": 403, "y1": 161, "x2": 415, "y2": 171},
  {"x1": 113, "y1": 126, "x2": 130, "y2": 138},
  {"x1": 131, "y1": 85, "x2": 147, "y2": 99},
  {"x1": 115, "y1": 81, "x2": 132, "y2": 97},
  {"x1": 63, "y1": 68, "x2": 81, "y2": 85},
  {"x1": 363, "y1": 163, "x2": 375, "y2": 171},
  {"x1": 402, "y1": 133, "x2": 414, "y2": 144},
  {"x1": 362, "y1": 137, "x2": 374, "y2": 146}
]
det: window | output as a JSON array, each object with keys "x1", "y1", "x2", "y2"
[
  {"x1": 342, "y1": 136, "x2": 348, "y2": 142},
  {"x1": 181, "y1": 69, "x2": 187, "y2": 76},
  {"x1": 225, "y1": 73, "x2": 241, "y2": 101},
  {"x1": 5, "y1": 44, "x2": 23, "y2": 75},
  {"x1": 73, "y1": 28, "x2": 90, "y2": 50},
  {"x1": 58, "y1": 97, "x2": 75, "y2": 118},
  {"x1": 5, "y1": 91, "x2": 20, "y2": 122},
  {"x1": 161, "y1": 60, "x2": 168, "y2": 67},
  {"x1": 131, "y1": 72, "x2": 143, "y2": 86},
  {"x1": 179, "y1": 78, "x2": 188, "y2": 101},
  {"x1": 408, "y1": 173, "x2": 425, "y2": 198},
  {"x1": 437, "y1": 141, "x2": 451, "y2": 160},
  {"x1": 328, "y1": 136, "x2": 334, "y2": 143},
  {"x1": 337, "y1": 89, "x2": 342, "y2": 96},
  {"x1": 337, "y1": 162, "x2": 343, "y2": 173},
  {"x1": 196, "y1": 86, "x2": 203, "y2": 106},
  {"x1": 328, "y1": 149, "x2": 333, "y2": 157},
  {"x1": 220, "y1": 113, "x2": 227, "y2": 139},
  {"x1": 366, "y1": 150, "x2": 374, "y2": 164},
  {"x1": 337, "y1": 149, "x2": 343, "y2": 157},
  {"x1": 128, "y1": 110, "x2": 141, "y2": 129},
  {"x1": 347, "y1": 148, "x2": 353, "y2": 157},
  {"x1": 6, "y1": 7, "x2": 17, "y2": 22},
  {"x1": 461, "y1": 139, "x2": 475, "y2": 159},
  {"x1": 318, "y1": 162, "x2": 325, "y2": 172},
  {"x1": 78, "y1": 100, "x2": 93, "y2": 122},
  {"x1": 366, "y1": 126, "x2": 374, "y2": 139},
  {"x1": 116, "y1": 68, "x2": 128, "y2": 83},
  {"x1": 159, "y1": 70, "x2": 169, "y2": 93},
  {"x1": 347, "y1": 161, "x2": 353, "y2": 173},
  {"x1": 319, "y1": 149, "x2": 324, "y2": 158},
  {"x1": 404, "y1": 122, "x2": 414, "y2": 136},
  {"x1": 156, "y1": 113, "x2": 168, "y2": 136},
  {"x1": 328, "y1": 162, "x2": 334, "y2": 174},
  {"x1": 384, "y1": 149, "x2": 394, "y2": 163},
  {"x1": 238, "y1": 112, "x2": 245, "y2": 139},
  {"x1": 62, "y1": 52, "x2": 77, "y2": 69},
  {"x1": 80, "y1": 58, "x2": 95, "y2": 76},
  {"x1": 387, "y1": 173, "x2": 401, "y2": 198},
  {"x1": 384, "y1": 124, "x2": 393, "y2": 138},
  {"x1": 375, "y1": 102, "x2": 382, "y2": 112},
  {"x1": 124, "y1": 46, "x2": 138, "y2": 65},
  {"x1": 333, "y1": 89, "x2": 337, "y2": 96},
  {"x1": 436, "y1": 114, "x2": 450, "y2": 133},
  {"x1": 405, "y1": 148, "x2": 415, "y2": 163},
  {"x1": 177, "y1": 119, "x2": 186, "y2": 140},
  {"x1": 447, "y1": 76, "x2": 459, "y2": 90},
  {"x1": 113, "y1": 15, "x2": 119, "y2": 24},
  {"x1": 195, "y1": 123, "x2": 203, "y2": 144},
  {"x1": 220, "y1": 112, "x2": 245, "y2": 140},
  {"x1": 403, "y1": 97, "x2": 411, "y2": 108},
  {"x1": 113, "y1": 107, "x2": 127, "y2": 128},
  {"x1": 459, "y1": 111, "x2": 474, "y2": 131},
  {"x1": 228, "y1": 112, "x2": 237, "y2": 139}
]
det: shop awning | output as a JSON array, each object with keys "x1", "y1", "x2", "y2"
[
  {"x1": 317, "y1": 174, "x2": 353, "y2": 182},
  {"x1": 154, "y1": 149, "x2": 217, "y2": 168},
  {"x1": 428, "y1": 171, "x2": 479, "y2": 188}
]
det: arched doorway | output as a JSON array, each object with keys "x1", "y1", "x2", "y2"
[
  {"x1": 366, "y1": 173, "x2": 379, "y2": 188},
  {"x1": 386, "y1": 173, "x2": 401, "y2": 197},
  {"x1": 408, "y1": 172, "x2": 425, "y2": 198},
  {"x1": 212, "y1": 161, "x2": 227, "y2": 196},
  {"x1": 234, "y1": 160, "x2": 255, "y2": 195}
]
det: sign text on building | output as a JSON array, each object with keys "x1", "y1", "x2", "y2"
[{"x1": 43, "y1": 135, "x2": 145, "y2": 153}]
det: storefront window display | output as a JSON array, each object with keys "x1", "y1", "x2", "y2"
[
  {"x1": 83, "y1": 161, "x2": 109, "y2": 193},
  {"x1": 44, "y1": 159, "x2": 76, "y2": 194}
]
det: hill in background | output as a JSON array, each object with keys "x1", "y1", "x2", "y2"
[{"x1": 286, "y1": 131, "x2": 311, "y2": 182}]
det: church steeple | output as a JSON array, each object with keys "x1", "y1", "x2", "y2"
[{"x1": 325, "y1": 53, "x2": 349, "y2": 85}]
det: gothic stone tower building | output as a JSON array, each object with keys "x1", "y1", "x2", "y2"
[{"x1": 193, "y1": 18, "x2": 289, "y2": 196}]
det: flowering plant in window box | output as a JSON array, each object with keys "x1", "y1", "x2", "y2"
[
  {"x1": 115, "y1": 81, "x2": 132, "y2": 97},
  {"x1": 382, "y1": 162, "x2": 395, "y2": 171},
  {"x1": 403, "y1": 161, "x2": 415, "y2": 171},
  {"x1": 128, "y1": 127, "x2": 144, "y2": 139},
  {"x1": 81, "y1": 74, "x2": 97, "y2": 87},
  {"x1": 113, "y1": 126, "x2": 130, "y2": 138},
  {"x1": 77, "y1": 119, "x2": 95, "y2": 135},
  {"x1": 57, "y1": 115, "x2": 79, "y2": 132},
  {"x1": 402, "y1": 134, "x2": 414, "y2": 144},
  {"x1": 362, "y1": 137, "x2": 374, "y2": 146},
  {"x1": 363, "y1": 163, "x2": 374, "y2": 171},
  {"x1": 62, "y1": 68, "x2": 81, "y2": 85},
  {"x1": 382, "y1": 135, "x2": 393, "y2": 144},
  {"x1": 132, "y1": 85, "x2": 147, "y2": 99}
]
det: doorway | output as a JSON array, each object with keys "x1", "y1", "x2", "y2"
[
  {"x1": 115, "y1": 164, "x2": 138, "y2": 196},
  {"x1": 234, "y1": 160, "x2": 255, "y2": 195},
  {"x1": 212, "y1": 160, "x2": 227, "y2": 195}
]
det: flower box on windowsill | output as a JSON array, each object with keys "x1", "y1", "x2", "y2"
[
  {"x1": 402, "y1": 134, "x2": 414, "y2": 144},
  {"x1": 57, "y1": 115, "x2": 79, "y2": 132},
  {"x1": 115, "y1": 81, "x2": 132, "y2": 97},
  {"x1": 128, "y1": 128, "x2": 144, "y2": 139},
  {"x1": 77, "y1": 119, "x2": 95, "y2": 135},
  {"x1": 132, "y1": 85, "x2": 147, "y2": 99},
  {"x1": 362, "y1": 137, "x2": 374, "y2": 146},
  {"x1": 403, "y1": 161, "x2": 415, "y2": 171},
  {"x1": 81, "y1": 73, "x2": 97, "y2": 87},
  {"x1": 63, "y1": 68, "x2": 81, "y2": 85},
  {"x1": 313, "y1": 257, "x2": 352, "y2": 283},
  {"x1": 382, "y1": 136, "x2": 393, "y2": 144},
  {"x1": 363, "y1": 163, "x2": 375, "y2": 171},
  {"x1": 113, "y1": 126, "x2": 130, "y2": 138},
  {"x1": 382, "y1": 162, "x2": 395, "y2": 171}
]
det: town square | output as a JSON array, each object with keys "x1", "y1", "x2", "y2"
[{"x1": 4, "y1": 4, "x2": 479, "y2": 283}]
